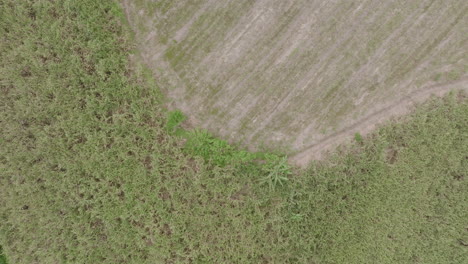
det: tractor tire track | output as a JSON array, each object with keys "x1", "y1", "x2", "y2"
[{"x1": 291, "y1": 77, "x2": 468, "y2": 167}]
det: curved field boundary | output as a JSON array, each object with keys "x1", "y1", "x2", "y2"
[{"x1": 291, "y1": 77, "x2": 468, "y2": 167}]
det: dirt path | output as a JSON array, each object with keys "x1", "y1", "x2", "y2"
[{"x1": 291, "y1": 77, "x2": 468, "y2": 167}]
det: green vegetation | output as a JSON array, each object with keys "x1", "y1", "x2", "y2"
[
  {"x1": 165, "y1": 111, "x2": 288, "y2": 170},
  {"x1": 354, "y1": 132, "x2": 363, "y2": 143},
  {"x1": 183, "y1": 129, "x2": 258, "y2": 166},
  {"x1": 0, "y1": 246, "x2": 7, "y2": 264},
  {"x1": 1, "y1": 1, "x2": 467, "y2": 264},
  {"x1": 165, "y1": 110, "x2": 186, "y2": 134}
]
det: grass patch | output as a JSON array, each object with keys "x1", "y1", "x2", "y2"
[
  {"x1": 165, "y1": 110, "x2": 186, "y2": 134},
  {"x1": 165, "y1": 111, "x2": 290, "y2": 178},
  {"x1": 0, "y1": 246, "x2": 7, "y2": 264},
  {"x1": 1, "y1": 0, "x2": 467, "y2": 263},
  {"x1": 260, "y1": 156, "x2": 291, "y2": 190},
  {"x1": 354, "y1": 132, "x2": 363, "y2": 143},
  {"x1": 183, "y1": 129, "x2": 258, "y2": 166}
]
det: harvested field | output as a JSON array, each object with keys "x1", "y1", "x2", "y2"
[
  {"x1": 2, "y1": 1, "x2": 467, "y2": 262},
  {"x1": 124, "y1": 0, "x2": 467, "y2": 164}
]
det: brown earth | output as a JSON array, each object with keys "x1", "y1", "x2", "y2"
[
  {"x1": 123, "y1": 0, "x2": 467, "y2": 167},
  {"x1": 291, "y1": 78, "x2": 468, "y2": 166}
]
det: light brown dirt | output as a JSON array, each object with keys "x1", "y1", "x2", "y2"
[
  {"x1": 291, "y1": 78, "x2": 468, "y2": 166},
  {"x1": 123, "y1": 0, "x2": 468, "y2": 167}
]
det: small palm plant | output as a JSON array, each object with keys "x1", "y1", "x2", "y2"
[{"x1": 261, "y1": 156, "x2": 291, "y2": 189}]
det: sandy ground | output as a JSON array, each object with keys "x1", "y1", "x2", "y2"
[{"x1": 123, "y1": 0, "x2": 468, "y2": 167}]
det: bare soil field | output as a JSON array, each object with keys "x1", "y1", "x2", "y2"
[{"x1": 124, "y1": 0, "x2": 467, "y2": 166}]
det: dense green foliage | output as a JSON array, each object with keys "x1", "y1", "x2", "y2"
[
  {"x1": 166, "y1": 112, "x2": 291, "y2": 185},
  {"x1": 1, "y1": 0, "x2": 467, "y2": 263}
]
